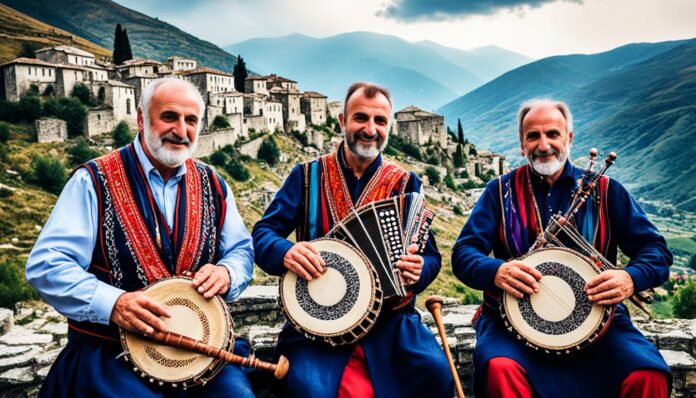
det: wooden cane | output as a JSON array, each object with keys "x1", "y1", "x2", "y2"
[
  {"x1": 426, "y1": 295, "x2": 465, "y2": 398},
  {"x1": 145, "y1": 330, "x2": 289, "y2": 379}
]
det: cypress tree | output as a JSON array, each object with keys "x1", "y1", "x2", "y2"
[
  {"x1": 457, "y1": 118, "x2": 464, "y2": 144},
  {"x1": 233, "y1": 56, "x2": 248, "y2": 92},
  {"x1": 113, "y1": 24, "x2": 124, "y2": 64},
  {"x1": 122, "y1": 28, "x2": 133, "y2": 61}
]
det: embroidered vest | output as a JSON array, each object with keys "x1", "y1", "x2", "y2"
[
  {"x1": 297, "y1": 151, "x2": 410, "y2": 241},
  {"x1": 69, "y1": 145, "x2": 227, "y2": 343}
]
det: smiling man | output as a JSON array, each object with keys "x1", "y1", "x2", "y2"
[
  {"x1": 26, "y1": 78, "x2": 255, "y2": 397},
  {"x1": 451, "y1": 99, "x2": 672, "y2": 398},
  {"x1": 252, "y1": 82, "x2": 454, "y2": 398}
]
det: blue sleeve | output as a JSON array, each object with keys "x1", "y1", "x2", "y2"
[
  {"x1": 405, "y1": 172, "x2": 441, "y2": 293},
  {"x1": 216, "y1": 180, "x2": 255, "y2": 302},
  {"x1": 251, "y1": 164, "x2": 304, "y2": 276},
  {"x1": 25, "y1": 169, "x2": 124, "y2": 324},
  {"x1": 608, "y1": 180, "x2": 672, "y2": 292},
  {"x1": 451, "y1": 179, "x2": 505, "y2": 293}
]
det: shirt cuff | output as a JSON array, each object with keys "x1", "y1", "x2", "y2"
[
  {"x1": 480, "y1": 257, "x2": 505, "y2": 292},
  {"x1": 624, "y1": 266, "x2": 648, "y2": 294},
  {"x1": 218, "y1": 262, "x2": 252, "y2": 302},
  {"x1": 269, "y1": 239, "x2": 295, "y2": 275},
  {"x1": 88, "y1": 282, "x2": 125, "y2": 325}
]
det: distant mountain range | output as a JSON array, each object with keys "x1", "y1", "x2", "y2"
[
  {"x1": 438, "y1": 38, "x2": 696, "y2": 211},
  {"x1": 226, "y1": 32, "x2": 532, "y2": 110},
  {"x1": 0, "y1": 0, "x2": 241, "y2": 72}
]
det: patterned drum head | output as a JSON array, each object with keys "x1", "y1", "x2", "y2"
[
  {"x1": 503, "y1": 248, "x2": 611, "y2": 352},
  {"x1": 280, "y1": 239, "x2": 379, "y2": 342},
  {"x1": 121, "y1": 277, "x2": 233, "y2": 384}
]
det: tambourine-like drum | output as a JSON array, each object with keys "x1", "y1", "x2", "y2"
[
  {"x1": 502, "y1": 247, "x2": 615, "y2": 354},
  {"x1": 120, "y1": 277, "x2": 234, "y2": 388},
  {"x1": 279, "y1": 238, "x2": 383, "y2": 346}
]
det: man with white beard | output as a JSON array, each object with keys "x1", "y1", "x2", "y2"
[
  {"x1": 451, "y1": 99, "x2": 672, "y2": 398},
  {"x1": 26, "y1": 78, "x2": 255, "y2": 397}
]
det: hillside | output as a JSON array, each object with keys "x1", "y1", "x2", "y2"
[
  {"x1": 0, "y1": 0, "x2": 241, "y2": 72},
  {"x1": 0, "y1": 3, "x2": 110, "y2": 64},
  {"x1": 438, "y1": 38, "x2": 696, "y2": 211},
  {"x1": 226, "y1": 32, "x2": 531, "y2": 110}
]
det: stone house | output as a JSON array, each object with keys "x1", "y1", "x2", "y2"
[
  {"x1": 53, "y1": 64, "x2": 89, "y2": 97},
  {"x1": 182, "y1": 67, "x2": 235, "y2": 95},
  {"x1": 84, "y1": 108, "x2": 115, "y2": 137},
  {"x1": 264, "y1": 99, "x2": 283, "y2": 132},
  {"x1": 209, "y1": 91, "x2": 244, "y2": 115},
  {"x1": 89, "y1": 80, "x2": 137, "y2": 129},
  {"x1": 327, "y1": 101, "x2": 343, "y2": 120},
  {"x1": 167, "y1": 57, "x2": 197, "y2": 72},
  {"x1": 394, "y1": 106, "x2": 447, "y2": 149},
  {"x1": 269, "y1": 87, "x2": 305, "y2": 133},
  {"x1": 265, "y1": 74, "x2": 298, "y2": 92},
  {"x1": 35, "y1": 45, "x2": 96, "y2": 67},
  {"x1": 35, "y1": 118, "x2": 67, "y2": 143},
  {"x1": 245, "y1": 76, "x2": 269, "y2": 96},
  {"x1": 301, "y1": 91, "x2": 328, "y2": 126},
  {"x1": 0, "y1": 58, "x2": 56, "y2": 101}
]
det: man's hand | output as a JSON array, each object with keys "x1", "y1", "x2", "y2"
[
  {"x1": 192, "y1": 263, "x2": 231, "y2": 299},
  {"x1": 110, "y1": 291, "x2": 171, "y2": 335},
  {"x1": 283, "y1": 242, "x2": 325, "y2": 281},
  {"x1": 396, "y1": 244, "x2": 423, "y2": 284},
  {"x1": 585, "y1": 269, "x2": 634, "y2": 305},
  {"x1": 494, "y1": 260, "x2": 542, "y2": 299}
]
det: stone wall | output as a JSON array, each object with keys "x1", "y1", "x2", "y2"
[
  {"x1": 4, "y1": 288, "x2": 696, "y2": 397},
  {"x1": 239, "y1": 137, "x2": 265, "y2": 159},
  {"x1": 84, "y1": 109, "x2": 115, "y2": 138},
  {"x1": 194, "y1": 128, "x2": 238, "y2": 158},
  {"x1": 34, "y1": 118, "x2": 67, "y2": 143}
]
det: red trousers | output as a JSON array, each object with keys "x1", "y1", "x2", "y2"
[
  {"x1": 486, "y1": 357, "x2": 667, "y2": 398},
  {"x1": 337, "y1": 344, "x2": 375, "y2": 398}
]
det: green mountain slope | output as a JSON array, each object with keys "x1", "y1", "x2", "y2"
[
  {"x1": 438, "y1": 39, "x2": 696, "y2": 211},
  {"x1": 0, "y1": 0, "x2": 240, "y2": 72}
]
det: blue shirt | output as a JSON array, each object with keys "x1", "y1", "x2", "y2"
[
  {"x1": 26, "y1": 137, "x2": 254, "y2": 325},
  {"x1": 452, "y1": 160, "x2": 672, "y2": 294}
]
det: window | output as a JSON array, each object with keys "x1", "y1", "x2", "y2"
[{"x1": 126, "y1": 98, "x2": 131, "y2": 115}]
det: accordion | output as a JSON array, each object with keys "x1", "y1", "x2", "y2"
[{"x1": 327, "y1": 192, "x2": 435, "y2": 301}]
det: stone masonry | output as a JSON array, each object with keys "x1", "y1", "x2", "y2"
[
  {"x1": 34, "y1": 118, "x2": 67, "y2": 143},
  {"x1": 2, "y1": 287, "x2": 696, "y2": 397}
]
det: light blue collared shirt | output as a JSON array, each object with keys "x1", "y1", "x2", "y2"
[{"x1": 26, "y1": 137, "x2": 254, "y2": 325}]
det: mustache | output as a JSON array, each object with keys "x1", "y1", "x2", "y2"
[
  {"x1": 161, "y1": 132, "x2": 191, "y2": 146},
  {"x1": 532, "y1": 148, "x2": 559, "y2": 158},
  {"x1": 354, "y1": 130, "x2": 380, "y2": 143}
]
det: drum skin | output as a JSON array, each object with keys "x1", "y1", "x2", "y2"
[
  {"x1": 279, "y1": 238, "x2": 383, "y2": 346},
  {"x1": 120, "y1": 277, "x2": 234, "y2": 387},
  {"x1": 502, "y1": 247, "x2": 615, "y2": 353}
]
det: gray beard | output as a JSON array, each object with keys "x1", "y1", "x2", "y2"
[
  {"x1": 526, "y1": 146, "x2": 570, "y2": 176},
  {"x1": 142, "y1": 124, "x2": 197, "y2": 168}
]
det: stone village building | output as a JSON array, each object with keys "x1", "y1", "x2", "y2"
[{"x1": 394, "y1": 105, "x2": 448, "y2": 149}]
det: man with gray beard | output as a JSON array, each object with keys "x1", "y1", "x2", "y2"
[
  {"x1": 26, "y1": 78, "x2": 255, "y2": 397},
  {"x1": 252, "y1": 82, "x2": 453, "y2": 398},
  {"x1": 451, "y1": 99, "x2": 672, "y2": 397}
]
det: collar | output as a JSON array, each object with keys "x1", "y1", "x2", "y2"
[
  {"x1": 134, "y1": 134, "x2": 187, "y2": 181},
  {"x1": 336, "y1": 140, "x2": 382, "y2": 179}
]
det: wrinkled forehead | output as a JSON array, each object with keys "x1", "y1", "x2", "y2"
[
  {"x1": 346, "y1": 88, "x2": 392, "y2": 117},
  {"x1": 150, "y1": 82, "x2": 202, "y2": 116},
  {"x1": 522, "y1": 105, "x2": 567, "y2": 132}
]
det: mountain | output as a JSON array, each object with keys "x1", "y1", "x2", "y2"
[
  {"x1": 417, "y1": 41, "x2": 532, "y2": 82},
  {"x1": 0, "y1": 0, "x2": 240, "y2": 73},
  {"x1": 226, "y1": 32, "x2": 531, "y2": 110},
  {"x1": 438, "y1": 38, "x2": 696, "y2": 211},
  {"x1": 0, "y1": 3, "x2": 110, "y2": 64}
]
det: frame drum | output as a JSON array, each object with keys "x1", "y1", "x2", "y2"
[
  {"x1": 120, "y1": 277, "x2": 234, "y2": 388},
  {"x1": 280, "y1": 238, "x2": 383, "y2": 346},
  {"x1": 502, "y1": 247, "x2": 614, "y2": 353}
]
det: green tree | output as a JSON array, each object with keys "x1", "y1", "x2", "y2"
[
  {"x1": 453, "y1": 143, "x2": 465, "y2": 168},
  {"x1": 0, "y1": 122, "x2": 9, "y2": 143},
  {"x1": 211, "y1": 115, "x2": 230, "y2": 130},
  {"x1": 444, "y1": 173, "x2": 457, "y2": 191},
  {"x1": 42, "y1": 97, "x2": 87, "y2": 137},
  {"x1": 112, "y1": 24, "x2": 133, "y2": 65},
  {"x1": 233, "y1": 56, "x2": 248, "y2": 93},
  {"x1": 673, "y1": 279, "x2": 696, "y2": 318},
  {"x1": 70, "y1": 83, "x2": 94, "y2": 106},
  {"x1": 209, "y1": 149, "x2": 230, "y2": 167},
  {"x1": 424, "y1": 166, "x2": 441, "y2": 185},
  {"x1": 0, "y1": 258, "x2": 38, "y2": 309},
  {"x1": 66, "y1": 138, "x2": 100, "y2": 166},
  {"x1": 258, "y1": 135, "x2": 281, "y2": 166},
  {"x1": 225, "y1": 160, "x2": 250, "y2": 181},
  {"x1": 457, "y1": 118, "x2": 464, "y2": 144},
  {"x1": 31, "y1": 155, "x2": 68, "y2": 194},
  {"x1": 19, "y1": 93, "x2": 42, "y2": 122},
  {"x1": 112, "y1": 121, "x2": 134, "y2": 147}
]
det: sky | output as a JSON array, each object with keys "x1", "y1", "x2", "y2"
[{"x1": 113, "y1": 0, "x2": 696, "y2": 59}]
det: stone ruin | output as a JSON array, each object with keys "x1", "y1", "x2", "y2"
[
  {"x1": 2, "y1": 286, "x2": 696, "y2": 397},
  {"x1": 34, "y1": 118, "x2": 67, "y2": 144}
]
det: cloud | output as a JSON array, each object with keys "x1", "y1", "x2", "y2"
[{"x1": 377, "y1": 0, "x2": 583, "y2": 21}]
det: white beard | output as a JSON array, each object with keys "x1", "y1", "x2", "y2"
[
  {"x1": 143, "y1": 124, "x2": 197, "y2": 168},
  {"x1": 345, "y1": 129, "x2": 386, "y2": 160},
  {"x1": 527, "y1": 145, "x2": 570, "y2": 176}
]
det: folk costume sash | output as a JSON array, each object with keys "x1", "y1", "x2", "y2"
[
  {"x1": 298, "y1": 150, "x2": 410, "y2": 241},
  {"x1": 498, "y1": 164, "x2": 611, "y2": 259},
  {"x1": 69, "y1": 144, "x2": 227, "y2": 343}
]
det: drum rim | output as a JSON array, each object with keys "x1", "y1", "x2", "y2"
[
  {"x1": 279, "y1": 238, "x2": 383, "y2": 344},
  {"x1": 501, "y1": 247, "x2": 615, "y2": 353},
  {"x1": 120, "y1": 276, "x2": 234, "y2": 386}
]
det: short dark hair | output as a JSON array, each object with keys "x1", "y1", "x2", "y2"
[{"x1": 343, "y1": 82, "x2": 392, "y2": 116}]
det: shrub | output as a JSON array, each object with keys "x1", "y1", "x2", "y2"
[
  {"x1": 19, "y1": 94, "x2": 42, "y2": 122},
  {"x1": 258, "y1": 135, "x2": 281, "y2": 166},
  {"x1": 0, "y1": 100, "x2": 20, "y2": 123},
  {"x1": 292, "y1": 130, "x2": 308, "y2": 146},
  {"x1": 444, "y1": 173, "x2": 457, "y2": 191},
  {"x1": 0, "y1": 258, "x2": 38, "y2": 309},
  {"x1": 70, "y1": 83, "x2": 94, "y2": 106},
  {"x1": 224, "y1": 160, "x2": 250, "y2": 181},
  {"x1": 209, "y1": 149, "x2": 230, "y2": 167},
  {"x1": 674, "y1": 279, "x2": 696, "y2": 319},
  {"x1": 0, "y1": 122, "x2": 9, "y2": 143},
  {"x1": 42, "y1": 85, "x2": 55, "y2": 97},
  {"x1": 424, "y1": 166, "x2": 441, "y2": 185},
  {"x1": 66, "y1": 138, "x2": 100, "y2": 166},
  {"x1": 211, "y1": 115, "x2": 230, "y2": 130},
  {"x1": 30, "y1": 155, "x2": 68, "y2": 194},
  {"x1": 42, "y1": 97, "x2": 87, "y2": 137},
  {"x1": 453, "y1": 204, "x2": 464, "y2": 216},
  {"x1": 111, "y1": 121, "x2": 134, "y2": 147}
]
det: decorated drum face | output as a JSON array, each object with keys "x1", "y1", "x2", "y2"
[
  {"x1": 503, "y1": 247, "x2": 613, "y2": 353},
  {"x1": 280, "y1": 239, "x2": 381, "y2": 345},
  {"x1": 121, "y1": 277, "x2": 233, "y2": 385}
]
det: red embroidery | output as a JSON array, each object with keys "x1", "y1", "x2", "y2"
[{"x1": 175, "y1": 159, "x2": 203, "y2": 275}]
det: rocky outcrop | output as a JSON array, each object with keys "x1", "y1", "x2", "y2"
[{"x1": 2, "y1": 287, "x2": 696, "y2": 397}]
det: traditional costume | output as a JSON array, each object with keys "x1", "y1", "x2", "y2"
[
  {"x1": 252, "y1": 143, "x2": 454, "y2": 398},
  {"x1": 452, "y1": 160, "x2": 672, "y2": 398},
  {"x1": 26, "y1": 137, "x2": 255, "y2": 397}
]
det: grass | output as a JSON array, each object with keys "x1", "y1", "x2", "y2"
[{"x1": 667, "y1": 237, "x2": 696, "y2": 256}]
